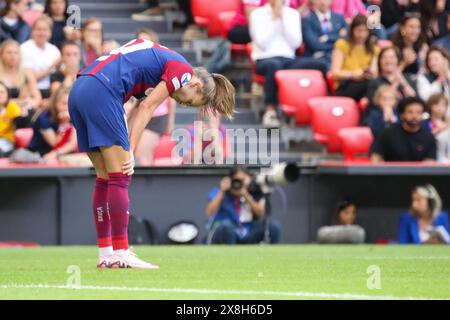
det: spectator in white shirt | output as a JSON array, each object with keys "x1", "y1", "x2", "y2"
[
  {"x1": 250, "y1": 0, "x2": 327, "y2": 128},
  {"x1": 21, "y1": 15, "x2": 61, "y2": 99}
]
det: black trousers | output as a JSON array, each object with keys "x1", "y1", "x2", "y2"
[
  {"x1": 336, "y1": 80, "x2": 370, "y2": 102},
  {"x1": 227, "y1": 25, "x2": 251, "y2": 44}
]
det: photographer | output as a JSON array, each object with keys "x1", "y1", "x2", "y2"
[{"x1": 205, "y1": 167, "x2": 281, "y2": 244}]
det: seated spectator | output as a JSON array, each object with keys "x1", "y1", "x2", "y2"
[
  {"x1": 370, "y1": 97, "x2": 437, "y2": 162},
  {"x1": 417, "y1": 47, "x2": 450, "y2": 105},
  {"x1": 80, "y1": 17, "x2": 103, "y2": 67},
  {"x1": 129, "y1": 30, "x2": 176, "y2": 166},
  {"x1": 364, "y1": 85, "x2": 399, "y2": 139},
  {"x1": 205, "y1": 167, "x2": 281, "y2": 244},
  {"x1": 317, "y1": 199, "x2": 366, "y2": 243},
  {"x1": 433, "y1": 13, "x2": 450, "y2": 53},
  {"x1": 380, "y1": 0, "x2": 417, "y2": 35},
  {"x1": 250, "y1": 0, "x2": 327, "y2": 127},
  {"x1": 0, "y1": 81, "x2": 21, "y2": 157},
  {"x1": 0, "y1": 39, "x2": 42, "y2": 111},
  {"x1": 27, "y1": 85, "x2": 76, "y2": 160},
  {"x1": 184, "y1": 112, "x2": 226, "y2": 165},
  {"x1": 418, "y1": 0, "x2": 448, "y2": 42},
  {"x1": 44, "y1": 0, "x2": 68, "y2": 49},
  {"x1": 50, "y1": 41, "x2": 81, "y2": 94},
  {"x1": 398, "y1": 184, "x2": 450, "y2": 244},
  {"x1": 227, "y1": 0, "x2": 300, "y2": 45},
  {"x1": 21, "y1": 15, "x2": 61, "y2": 99},
  {"x1": 331, "y1": 15, "x2": 379, "y2": 102},
  {"x1": 366, "y1": 46, "x2": 416, "y2": 108},
  {"x1": 0, "y1": 0, "x2": 31, "y2": 44},
  {"x1": 302, "y1": 0, "x2": 348, "y2": 69},
  {"x1": 423, "y1": 93, "x2": 450, "y2": 162},
  {"x1": 423, "y1": 93, "x2": 448, "y2": 135},
  {"x1": 391, "y1": 13, "x2": 428, "y2": 75}
]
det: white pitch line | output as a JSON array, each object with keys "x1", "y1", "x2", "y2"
[
  {"x1": 363, "y1": 256, "x2": 450, "y2": 260},
  {"x1": 0, "y1": 284, "x2": 445, "y2": 300}
]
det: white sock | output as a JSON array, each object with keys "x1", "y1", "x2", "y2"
[
  {"x1": 114, "y1": 249, "x2": 128, "y2": 256},
  {"x1": 99, "y1": 246, "x2": 114, "y2": 257}
]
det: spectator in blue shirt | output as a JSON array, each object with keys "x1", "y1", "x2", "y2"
[
  {"x1": 398, "y1": 184, "x2": 450, "y2": 244},
  {"x1": 302, "y1": 0, "x2": 348, "y2": 69},
  {"x1": 205, "y1": 167, "x2": 281, "y2": 244}
]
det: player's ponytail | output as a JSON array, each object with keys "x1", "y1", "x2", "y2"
[{"x1": 193, "y1": 67, "x2": 235, "y2": 120}]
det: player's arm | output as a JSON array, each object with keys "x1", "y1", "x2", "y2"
[{"x1": 128, "y1": 81, "x2": 170, "y2": 153}]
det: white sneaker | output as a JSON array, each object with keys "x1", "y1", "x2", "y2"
[
  {"x1": 131, "y1": 8, "x2": 164, "y2": 21},
  {"x1": 262, "y1": 110, "x2": 281, "y2": 128},
  {"x1": 109, "y1": 249, "x2": 160, "y2": 269},
  {"x1": 96, "y1": 256, "x2": 111, "y2": 269}
]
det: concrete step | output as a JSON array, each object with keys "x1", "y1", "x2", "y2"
[
  {"x1": 104, "y1": 33, "x2": 183, "y2": 48},
  {"x1": 95, "y1": 17, "x2": 168, "y2": 33}
]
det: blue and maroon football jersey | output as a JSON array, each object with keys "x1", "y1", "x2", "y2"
[{"x1": 79, "y1": 38, "x2": 193, "y2": 103}]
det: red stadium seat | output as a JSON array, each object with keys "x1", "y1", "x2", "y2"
[
  {"x1": 218, "y1": 11, "x2": 247, "y2": 54},
  {"x1": 206, "y1": 0, "x2": 240, "y2": 37},
  {"x1": 22, "y1": 10, "x2": 43, "y2": 26},
  {"x1": 377, "y1": 39, "x2": 393, "y2": 49},
  {"x1": 246, "y1": 43, "x2": 265, "y2": 85},
  {"x1": 326, "y1": 71, "x2": 336, "y2": 95},
  {"x1": 152, "y1": 135, "x2": 183, "y2": 166},
  {"x1": 308, "y1": 97, "x2": 359, "y2": 153},
  {"x1": 191, "y1": 0, "x2": 210, "y2": 27},
  {"x1": 338, "y1": 127, "x2": 374, "y2": 161},
  {"x1": 275, "y1": 69, "x2": 327, "y2": 125},
  {"x1": 14, "y1": 128, "x2": 33, "y2": 148}
]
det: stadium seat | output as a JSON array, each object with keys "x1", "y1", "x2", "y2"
[
  {"x1": 206, "y1": 0, "x2": 240, "y2": 38},
  {"x1": 14, "y1": 128, "x2": 33, "y2": 149},
  {"x1": 377, "y1": 39, "x2": 393, "y2": 49},
  {"x1": 218, "y1": 11, "x2": 247, "y2": 55},
  {"x1": 246, "y1": 43, "x2": 265, "y2": 85},
  {"x1": 152, "y1": 135, "x2": 183, "y2": 167},
  {"x1": 338, "y1": 127, "x2": 374, "y2": 161},
  {"x1": 325, "y1": 71, "x2": 336, "y2": 95},
  {"x1": 308, "y1": 97, "x2": 359, "y2": 153},
  {"x1": 22, "y1": 9, "x2": 43, "y2": 26},
  {"x1": 191, "y1": 0, "x2": 210, "y2": 27},
  {"x1": 275, "y1": 69, "x2": 327, "y2": 125}
]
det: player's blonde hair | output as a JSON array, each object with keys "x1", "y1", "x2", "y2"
[{"x1": 193, "y1": 67, "x2": 235, "y2": 120}]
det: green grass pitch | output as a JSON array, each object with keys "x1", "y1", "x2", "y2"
[{"x1": 0, "y1": 245, "x2": 449, "y2": 300}]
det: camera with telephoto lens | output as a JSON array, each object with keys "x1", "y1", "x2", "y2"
[{"x1": 255, "y1": 162, "x2": 300, "y2": 194}]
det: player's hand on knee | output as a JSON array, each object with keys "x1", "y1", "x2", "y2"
[{"x1": 122, "y1": 151, "x2": 135, "y2": 176}]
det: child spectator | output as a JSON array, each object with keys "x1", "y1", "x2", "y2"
[
  {"x1": 0, "y1": 0, "x2": 31, "y2": 44},
  {"x1": 331, "y1": 15, "x2": 379, "y2": 102},
  {"x1": 102, "y1": 39, "x2": 120, "y2": 55},
  {"x1": 21, "y1": 15, "x2": 61, "y2": 99},
  {"x1": 424, "y1": 93, "x2": 450, "y2": 163},
  {"x1": 364, "y1": 85, "x2": 399, "y2": 139},
  {"x1": 0, "y1": 81, "x2": 21, "y2": 157},
  {"x1": 27, "y1": 85, "x2": 77, "y2": 160},
  {"x1": 398, "y1": 184, "x2": 450, "y2": 244},
  {"x1": 317, "y1": 199, "x2": 366, "y2": 243}
]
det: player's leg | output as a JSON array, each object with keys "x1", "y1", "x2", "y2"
[
  {"x1": 100, "y1": 145, "x2": 159, "y2": 269},
  {"x1": 87, "y1": 152, "x2": 113, "y2": 268},
  {"x1": 136, "y1": 129, "x2": 160, "y2": 166}
]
